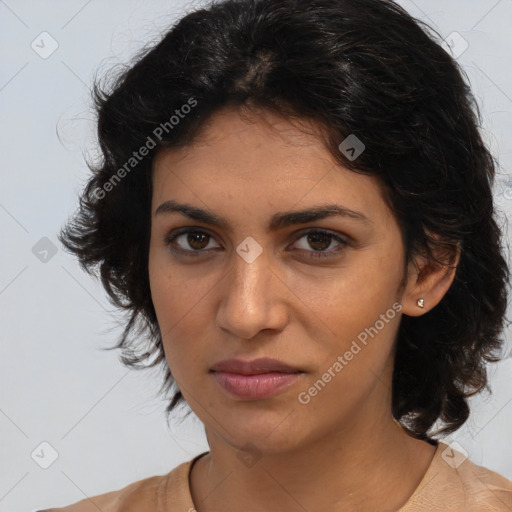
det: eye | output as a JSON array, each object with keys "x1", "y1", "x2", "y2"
[
  {"x1": 165, "y1": 228, "x2": 348, "y2": 259},
  {"x1": 165, "y1": 229, "x2": 220, "y2": 257},
  {"x1": 291, "y1": 229, "x2": 348, "y2": 259}
]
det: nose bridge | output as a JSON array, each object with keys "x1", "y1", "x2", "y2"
[
  {"x1": 216, "y1": 241, "x2": 285, "y2": 338},
  {"x1": 230, "y1": 244, "x2": 273, "y2": 311}
]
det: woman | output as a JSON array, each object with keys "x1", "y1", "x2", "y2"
[{"x1": 43, "y1": 0, "x2": 512, "y2": 510}]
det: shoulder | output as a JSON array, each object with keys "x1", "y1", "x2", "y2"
[
  {"x1": 454, "y1": 448, "x2": 512, "y2": 511},
  {"x1": 403, "y1": 441, "x2": 512, "y2": 511},
  {"x1": 36, "y1": 471, "x2": 171, "y2": 512},
  {"x1": 36, "y1": 453, "x2": 207, "y2": 512}
]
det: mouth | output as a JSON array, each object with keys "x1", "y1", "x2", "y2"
[
  {"x1": 211, "y1": 371, "x2": 303, "y2": 400},
  {"x1": 209, "y1": 358, "x2": 304, "y2": 400},
  {"x1": 210, "y1": 357, "x2": 302, "y2": 375}
]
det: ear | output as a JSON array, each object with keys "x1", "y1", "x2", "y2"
[{"x1": 400, "y1": 235, "x2": 461, "y2": 317}]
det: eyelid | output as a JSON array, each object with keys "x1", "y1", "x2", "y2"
[
  {"x1": 165, "y1": 227, "x2": 221, "y2": 253},
  {"x1": 291, "y1": 227, "x2": 349, "y2": 244},
  {"x1": 164, "y1": 226, "x2": 349, "y2": 258},
  {"x1": 289, "y1": 228, "x2": 349, "y2": 258}
]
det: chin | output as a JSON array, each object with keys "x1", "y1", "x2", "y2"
[{"x1": 213, "y1": 412, "x2": 310, "y2": 457}]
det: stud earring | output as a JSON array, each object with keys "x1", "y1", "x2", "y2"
[{"x1": 417, "y1": 298, "x2": 424, "y2": 308}]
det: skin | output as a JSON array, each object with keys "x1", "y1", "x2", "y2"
[{"x1": 148, "y1": 106, "x2": 459, "y2": 512}]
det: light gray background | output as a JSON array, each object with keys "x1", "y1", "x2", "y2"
[{"x1": 1, "y1": 1, "x2": 511, "y2": 511}]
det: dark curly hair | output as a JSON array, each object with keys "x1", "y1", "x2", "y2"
[{"x1": 58, "y1": 0, "x2": 511, "y2": 440}]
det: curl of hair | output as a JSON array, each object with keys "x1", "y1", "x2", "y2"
[{"x1": 59, "y1": 0, "x2": 511, "y2": 439}]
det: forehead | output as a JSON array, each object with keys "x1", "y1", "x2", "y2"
[{"x1": 151, "y1": 107, "x2": 391, "y2": 227}]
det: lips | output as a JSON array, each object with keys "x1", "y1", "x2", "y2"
[
  {"x1": 210, "y1": 358, "x2": 304, "y2": 399},
  {"x1": 210, "y1": 357, "x2": 302, "y2": 375}
]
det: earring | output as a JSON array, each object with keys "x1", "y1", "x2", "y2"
[{"x1": 417, "y1": 298, "x2": 424, "y2": 308}]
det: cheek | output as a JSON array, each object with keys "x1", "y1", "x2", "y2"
[
  {"x1": 148, "y1": 249, "x2": 185, "y2": 366},
  {"x1": 286, "y1": 247, "x2": 403, "y2": 386},
  {"x1": 148, "y1": 240, "x2": 195, "y2": 320},
  {"x1": 148, "y1": 250, "x2": 214, "y2": 376},
  {"x1": 296, "y1": 300, "x2": 400, "y2": 421},
  {"x1": 286, "y1": 248, "x2": 403, "y2": 337}
]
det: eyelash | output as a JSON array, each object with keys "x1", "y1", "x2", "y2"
[{"x1": 164, "y1": 228, "x2": 348, "y2": 260}]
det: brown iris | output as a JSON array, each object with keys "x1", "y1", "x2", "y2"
[
  {"x1": 307, "y1": 232, "x2": 331, "y2": 251},
  {"x1": 187, "y1": 231, "x2": 210, "y2": 250}
]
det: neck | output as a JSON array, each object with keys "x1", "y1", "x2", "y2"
[{"x1": 190, "y1": 405, "x2": 436, "y2": 512}]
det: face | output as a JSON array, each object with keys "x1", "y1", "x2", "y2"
[{"x1": 148, "y1": 106, "x2": 412, "y2": 454}]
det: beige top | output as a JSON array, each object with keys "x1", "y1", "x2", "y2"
[{"x1": 40, "y1": 441, "x2": 512, "y2": 511}]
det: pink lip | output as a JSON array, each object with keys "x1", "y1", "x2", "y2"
[
  {"x1": 210, "y1": 357, "x2": 304, "y2": 399},
  {"x1": 210, "y1": 357, "x2": 301, "y2": 375},
  {"x1": 212, "y1": 371, "x2": 302, "y2": 399}
]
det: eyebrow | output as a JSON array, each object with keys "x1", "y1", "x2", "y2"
[{"x1": 154, "y1": 200, "x2": 372, "y2": 231}]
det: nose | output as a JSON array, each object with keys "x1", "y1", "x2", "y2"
[{"x1": 215, "y1": 246, "x2": 289, "y2": 340}]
